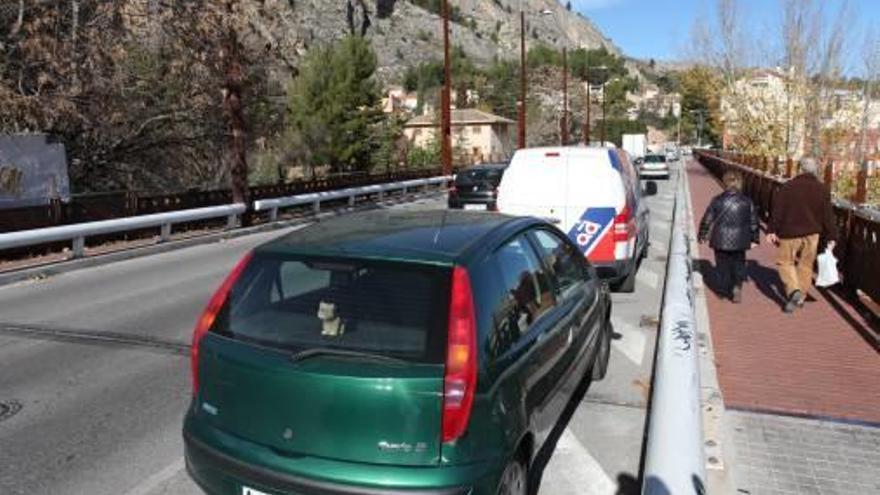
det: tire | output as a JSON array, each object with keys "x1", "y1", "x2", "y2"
[
  {"x1": 591, "y1": 315, "x2": 612, "y2": 381},
  {"x1": 615, "y1": 259, "x2": 637, "y2": 293},
  {"x1": 496, "y1": 456, "x2": 528, "y2": 495}
]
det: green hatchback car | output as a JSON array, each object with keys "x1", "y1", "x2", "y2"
[{"x1": 184, "y1": 210, "x2": 613, "y2": 495}]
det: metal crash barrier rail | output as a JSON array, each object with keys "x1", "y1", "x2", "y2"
[
  {"x1": 642, "y1": 172, "x2": 706, "y2": 495},
  {"x1": 0, "y1": 204, "x2": 247, "y2": 258},
  {"x1": 253, "y1": 176, "x2": 452, "y2": 221},
  {"x1": 0, "y1": 175, "x2": 452, "y2": 260}
]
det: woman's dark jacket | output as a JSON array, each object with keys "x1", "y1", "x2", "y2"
[{"x1": 699, "y1": 190, "x2": 759, "y2": 251}]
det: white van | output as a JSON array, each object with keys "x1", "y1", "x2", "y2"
[{"x1": 496, "y1": 147, "x2": 653, "y2": 292}]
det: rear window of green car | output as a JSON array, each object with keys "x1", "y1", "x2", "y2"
[{"x1": 211, "y1": 254, "x2": 451, "y2": 364}]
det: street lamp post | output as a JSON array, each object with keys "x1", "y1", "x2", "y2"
[{"x1": 440, "y1": 0, "x2": 452, "y2": 175}]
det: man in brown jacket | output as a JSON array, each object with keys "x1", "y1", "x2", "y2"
[{"x1": 766, "y1": 157, "x2": 838, "y2": 313}]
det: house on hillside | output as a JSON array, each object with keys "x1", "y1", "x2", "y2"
[{"x1": 403, "y1": 109, "x2": 516, "y2": 164}]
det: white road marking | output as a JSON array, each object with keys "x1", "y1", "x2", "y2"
[
  {"x1": 611, "y1": 317, "x2": 646, "y2": 366},
  {"x1": 539, "y1": 428, "x2": 616, "y2": 495},
  {"x1": 122, "y1": 457, "x2": 185, "y2": 495}
]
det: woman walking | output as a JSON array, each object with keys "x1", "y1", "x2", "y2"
[{"x1": 699, "y1": 170, "x2": 759, "y2": 303}]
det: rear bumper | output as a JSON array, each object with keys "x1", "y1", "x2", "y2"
[
  {"x1": 591, "y1": 259, "x2": 630, "y2": 281},
  {"x1": 448, "y1": 194, "x2": 497, "y2": 209},
  {"x1": 639, "y1": 169, "x2": 669, "y2": 179},
  {"x1": 184, "y1": 411, "x2": 497, "y2": 495}
]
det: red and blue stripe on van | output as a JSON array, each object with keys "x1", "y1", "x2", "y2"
[
  {"x1": 566, "y1": 150, "x2": 637, "y2": 264},
  {"x1": 567, "y1": 207, "x2": 616, "y2": 262}
]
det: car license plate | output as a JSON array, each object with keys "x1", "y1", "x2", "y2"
[
  {"x1": 464, "y1": 204, "x2": 487, "y2": 211},
  {"x1": 242, "y1": 487, "x2": 272, "y2": 495}
]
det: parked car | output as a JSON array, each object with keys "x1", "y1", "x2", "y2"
[
  {"x1": 639, "y1": 153, "x2": 670, "y2": 180},
  {"x1": 496, "y1": 147, "x2": 655, "y2": 292},
  {"x1": 184, "y1": 209, "x2": 613, "y2": 495},
  {"x1": 448, "y1": 163, "x2": 508, "y2": 210}
]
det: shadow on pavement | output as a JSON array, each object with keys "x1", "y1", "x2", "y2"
[
  {"x1": 693, "y1": 257, "x2": 787, "y2": 309},
  {"x1": 527, "y1": 374, "x2": 640, "y2": 495}
]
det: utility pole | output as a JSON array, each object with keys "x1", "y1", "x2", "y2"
[
  {"x1": 440, "y1": 0, "x2": 452, "y2": 175},
  {"x1": 583, "y1": 52, "x2": 591, "y2": 146},
  {"x1": 518, "y1": 9, "x2": 527, "y2": 149},
  {"x1": 561, "y1": 47, "x2": 568, "y2": 145},
  {"x1": 600, "y1": 82, "x2": 607, "y2": 145}
]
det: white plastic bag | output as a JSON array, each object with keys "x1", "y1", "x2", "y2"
[{"x1": 815, "y1": 246, "x2": 840, "y2": 288}]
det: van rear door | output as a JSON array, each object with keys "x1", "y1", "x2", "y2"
[
  {"x1": 562, "y1": 149, "x2": 624, "y2": 263},
  {"x1": 497, "y1": 149, "x2": 568, "y2": 224}
]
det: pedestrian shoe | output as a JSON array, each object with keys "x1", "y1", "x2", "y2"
[
  {"x1": 796, "y1": 291, "x2": 807, "y2": 308},
  {"x1": 732, "y1": 285, "x2": 742, "y2": 304},
  {"x1": 784, "y1": 290, "x2": 802, "y2": 313}
]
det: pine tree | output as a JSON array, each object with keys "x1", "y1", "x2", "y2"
[{"x1": 287, "y1": 36, "x2": 383, "y2": 173}]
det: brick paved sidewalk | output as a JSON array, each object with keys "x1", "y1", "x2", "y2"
[{"x1": 687, "y1": 160, "x2": 880, "y2": 425}]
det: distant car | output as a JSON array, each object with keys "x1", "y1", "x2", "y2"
[
  {"x1": 639, "y1": 154, "x2": 670, "y2": 180},
  {"x1": 681, "y1": 146, "x2": 693, "y2": 156},
  {"x1": 184, "y1": 209, "x2": 613, "y2": 495},
  {"x1": 496, "y1": 146, "x2": 654, "y2": 292},
  {"x1": 448, "y1": 163, "x2": 507, "y2": 211}
]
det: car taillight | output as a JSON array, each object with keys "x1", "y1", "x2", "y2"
[
  {"x1": 442, "y1": 266, "x2": 477, "y2": 443},
  {"x1": 613, "y1": 206, "x2": 633, "y2": 242},
  {"x1": 191, "y1": 251, "x2": 253, "y2": 397}
]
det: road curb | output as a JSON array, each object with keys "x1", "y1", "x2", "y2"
[
  {"x1": 0, "y1": 192, "x2": 444, "y2": 288},
  {"x1": 684, "y1": 159, "x2": 741, "y2": 495}
]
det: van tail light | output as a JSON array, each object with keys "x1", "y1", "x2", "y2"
[
  {"x1": 613, "y1": 206, "x2": 634, "y2": 242},
  {"x1": 442, "y1": 266, "x2": 478, "y2": 443},
  {"x1": 191, "y1": 251, "x2": 253, "y2": 397}
]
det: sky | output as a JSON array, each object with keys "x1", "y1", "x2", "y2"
[{"x1": 571, "y1": 0, "x2": 878, "y2": 73}]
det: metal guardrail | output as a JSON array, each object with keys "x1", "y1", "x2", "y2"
[
  {"x1": 642, "y1": 171, "x2": 706, "y2": 495},
  {"x1": 254, "y1": 176, "x2": 452, "y2": 221},
  {"x1": 0, "y1": 175, "x2": 452, "y2": 260},
  {"x1": 0, "y1": 204, "x2": 247, "y2": 258}
]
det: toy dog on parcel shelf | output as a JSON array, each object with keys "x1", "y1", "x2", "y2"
[{"x1": 317, "y1": 301, "x2": 345, "y2": 337}]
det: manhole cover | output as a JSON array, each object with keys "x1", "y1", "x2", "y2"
[{"x1": 0, "y1": 400, "x2": 22, "y2": 423}]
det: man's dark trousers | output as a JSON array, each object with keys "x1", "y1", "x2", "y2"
[{"x1": 714, "y1": 249, "x2": 746, "y2": 295}]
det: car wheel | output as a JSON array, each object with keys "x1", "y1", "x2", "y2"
[
  {"x1": 591, "y1": 315, "x2": 612, "y2": 381},
  {"x1": 615, "y1": 260, "x2": 637, "y2": 293},
  {"x1": 497, "y1": 457, "x2": 528, "y2": 495}
]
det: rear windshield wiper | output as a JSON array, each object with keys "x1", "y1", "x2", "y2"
[{"x1": 289, "y1": 347, "x2": 407, "y2": 365}]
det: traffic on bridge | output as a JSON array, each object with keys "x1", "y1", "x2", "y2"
[{"x1": 1, "y1": 2, "x2": 879, "y2": 495}]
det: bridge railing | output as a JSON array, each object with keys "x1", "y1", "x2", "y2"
[
  {"x1": 0, "y1": 175, "x2": 452, "y2": 260},
  {"x1": 254, "y1": 176, "x2": 451, "y2": 221},
  {"x1": 695, "y1": 150, "x2": 880, "y2": 307}
]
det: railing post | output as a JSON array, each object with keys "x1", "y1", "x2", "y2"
[
  {"x1": 349, "y1": 194, "x2": 356, "y2": 207},
  {"x1": 313, "y1": 200, "x2": 321, "y2": 214},
  {"x1": 269, "y1": 207, "x2": 278, "y2": 222},
  {"x1": 854, "y1": 163, "x2": 868, "y2": 205},
  {"x1": 785, "y1": 157, "x2": 793, "y2": 178},
  {"x1": 824, "y1": 160, "x2": 834, "y2": 187},
  {"x1": 159, "y1": 223, "x2": 171, "y2": 242},
  {"x1": 72, "y1": 236, "x2": 85, "y2": 259},
  {"x1": 226, "y1": 214, "x2": 237, "y2": 230}
]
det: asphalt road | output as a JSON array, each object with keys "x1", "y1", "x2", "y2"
[{"x1": 0, "y1": 171, "x2": 678, "y2": 495}]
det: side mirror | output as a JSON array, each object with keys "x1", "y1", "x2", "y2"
[{"x1": 644, "y1": 181, "x2": 658, "y2": 196}]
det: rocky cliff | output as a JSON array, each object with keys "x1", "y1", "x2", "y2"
[{"x1": 242, "y1": 0, "x2": 619, "y2": 83}]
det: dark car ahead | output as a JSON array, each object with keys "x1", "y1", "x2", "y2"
[
  {"x1": 184, "y1": 210, "x2": 613, "y2": 495},
  {"x1": 448, "y1": 163, "x2": 508, "y2": 211}
]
